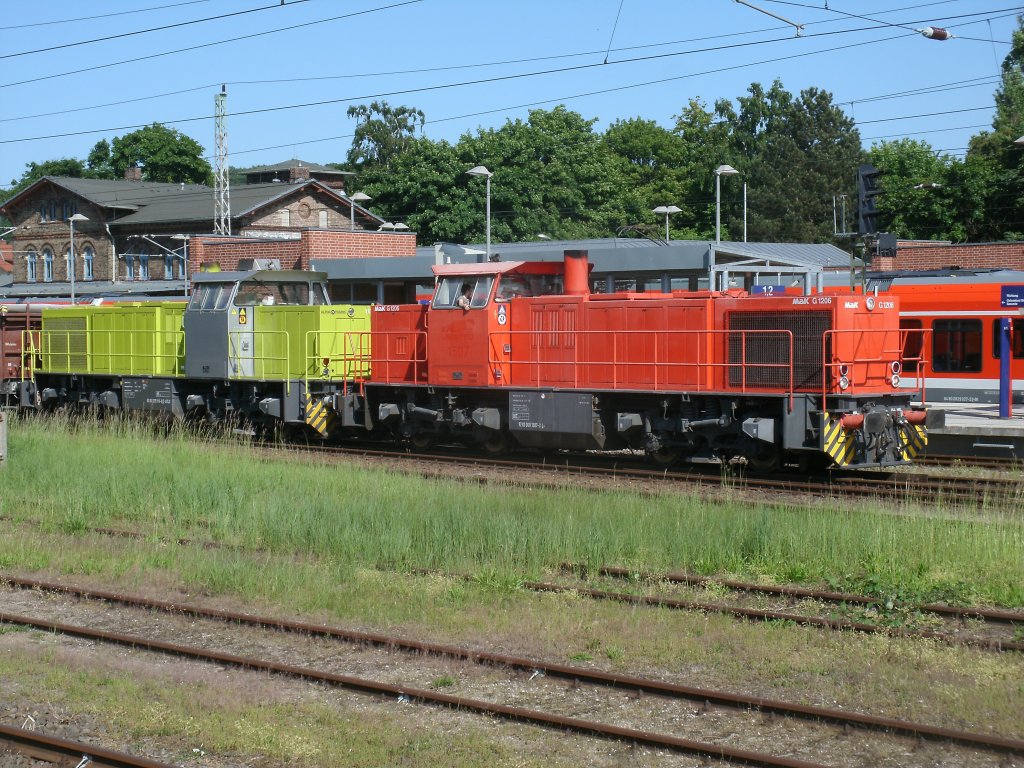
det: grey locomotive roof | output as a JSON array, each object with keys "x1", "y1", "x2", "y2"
[
  {"x1": 192, "y1": 269, "x2": 327, "y2": 284},
  {"x1": 245, "y1": 159, "x2": 352, "y2": 176}
]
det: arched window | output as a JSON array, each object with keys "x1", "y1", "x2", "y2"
[
  {"x1": 139, "y1": 251, "x2": 150, "y2": 280},
  {"x1": 42, "y1": 247, "x2": 54, "y2": 282},
  {"x1": 164, "y1": 252, "x2": 175, "y2": 279},
  {"x1": 83, "y1": 245, "x2": 95, "y2": 281},
  {"x1": 26, "y1": 248, "x2": 37, "y2": 283},
  {"x1": 124, "y1": 250, "x2": 136, "y2": 280}
]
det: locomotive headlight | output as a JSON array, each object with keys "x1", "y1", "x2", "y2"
[
  {"x1": 890, "y1": 374, "x2": 901, "y2": 387},
  {"x1": 838, "y1": 364, "x2": 850, "y2": 377},
  {"x1": 891, "y1": 361, "x2": 902, "y2": 375},
  {"x1": 839, "y1": 376, "x2": 850, "y2": 391},
  {"x1": 866, "y1": 296, "x2": 876, "y2": 311}
]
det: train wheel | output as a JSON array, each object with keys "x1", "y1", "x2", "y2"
[
  {"x1": 480, "y1": 431, "x2": 509, "y2": 456},
  {"x1": 745, "y1": 446, "x2": 781, "y2": 474},
  {"x1": 408, "y1": 432, "x2": 437, "y2": 451},
  {"x1": 646, "y1": 446, "x2": 681, "y2": 468}
]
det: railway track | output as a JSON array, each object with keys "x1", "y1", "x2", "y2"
[
  {"x1": 295, "y1": 441, "x2": 1024, "y2": 509},
  {"x1": 5, "y1": 512, "x2": 1021, "y2": 652},
  {"x1": 2, "y1": 579, "x2": 1022, "y2": 766},
  {"x1": 0, "y1": 723, "x2": 175, "y2": 768}
]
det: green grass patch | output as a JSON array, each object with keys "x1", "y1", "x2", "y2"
[{"x1": 1, "y1": 414, "x2": 1022, "y2": 607}]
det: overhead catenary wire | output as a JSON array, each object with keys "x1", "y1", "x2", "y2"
[
  {"x1": 3, "y1": 0, "x2": 215, "y2": 30},
  {"x1": 0, "y1": 0, "x2": 317, "y2": 60}
]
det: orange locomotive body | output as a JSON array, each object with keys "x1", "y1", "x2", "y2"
[{"x1": 362, "y1": 252, "x2": 932, "y2": 470}]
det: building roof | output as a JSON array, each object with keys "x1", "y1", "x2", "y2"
[
  {"x1": 0, "y1": 176, "x2": 379, "y2": 230},
  {"x1": 313, "y1": 239, "x2": 861, "y2": 285},
  {"x1": 0, "y1": 176, "x2": 211, "y2": 214},
  {"x1": 244, "y1": 159, "x2": 352, "y2": 176}
]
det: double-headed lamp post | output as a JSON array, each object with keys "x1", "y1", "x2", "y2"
[
  {"x1": 714, "y1": 164, "x2": 739, "y2": 244},
  {"x1": 466, "y1": 165, "x2": 492, "y2": 260},
  {"x1": 68, "y1": 213, "x2": 89, "y2": 303},
  {"x1": 652, "y1": 205, "x2": 682, "y2": 242},
  {"x1": 349, "y1": 191, "x2": 372, "y2": 231}
]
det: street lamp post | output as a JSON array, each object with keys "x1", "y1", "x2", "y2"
[
  {"x1": 715, "y1": 165, "x2": 739, "y2": 244},
  {"x1": 349, "y1": 191, "x2": 372, "y2": 231},
  {"x1": 652, "y1": 205, "x2": 682, "y2": 242},
  {"x1": 466, "y1": 165, "x2": 492, "y2": 260},
  {"x1": 67, "y1": 213, "x2": 89, "y2": 303}
]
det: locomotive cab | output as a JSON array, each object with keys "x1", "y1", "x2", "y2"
[
  {"x1": 427, "y1": 262, "x2": 564, "y2": 388},
  {"x1": 184, "y1": 269, "x2": 330, "y2": 379}
]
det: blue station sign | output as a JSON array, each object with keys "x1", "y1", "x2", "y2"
[{"x1": 1000, "y1": 285, "x2": 1024, "y2": 308}]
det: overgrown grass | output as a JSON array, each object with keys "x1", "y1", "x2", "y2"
[{"x1": 2, "y1": 413, "x2": 1022, "y2": 607}]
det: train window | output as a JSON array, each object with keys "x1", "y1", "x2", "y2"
[
  {"x1": 189, "y1": 283, "x2": 232, "y2": 311},
  {"x1": 433, "y1": 276, "x2": 494, "y2": 309},
  {"x1": 991, "y1": 318, "x2": 1024, "y2": 359},
  {"x1": 900, "y1": 319, "x2": 923, "y2": 373},
  {"x1": 311, "y1": 283, "x2": 329, "y2": 305},
  {"x1": 932, "y1": 319, "x2": 982, "y2": 372}
]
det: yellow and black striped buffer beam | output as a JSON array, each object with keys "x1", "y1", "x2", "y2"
[
  {"x1": 302, "y1": 393, "x2": 337, "y2": 437},
  {"x1": 900, "y1": 422, "x2": 927, "y2": 459},
  {"x1": 822, "y1": 412, "x2": 856, "y2": 467}
]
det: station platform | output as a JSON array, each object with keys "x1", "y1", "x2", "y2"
[{"x1": 927, "y1": 403, "x2": 1024, "y2": 460}]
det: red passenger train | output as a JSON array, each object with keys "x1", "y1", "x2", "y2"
[
  {"x1": 865, "y1": 270, "x2": 1024, "y2": 405},
  {"x1": 359, "y1": 251, "x2": 930, "y2": 470}
]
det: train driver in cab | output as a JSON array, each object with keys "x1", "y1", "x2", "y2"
[{"x1": 457, "y1": 283, "x2": 473, "y2": 310}]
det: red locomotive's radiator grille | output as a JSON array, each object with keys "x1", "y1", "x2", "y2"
[{"x1": 727, "y1": 311, "x2": 831, "y2": 390}]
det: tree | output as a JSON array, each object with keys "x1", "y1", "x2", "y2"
[
  {"x1": 4, "y1": 158, "x2": 87, "y2": 196},
  {"x1": 714, "y1": 81, "x2": 863, "y2": 243},
  {"x1": 86, "y1": 139, "x2": 115, "y2": 180},
  {"x1": 346, "y1": 101, "x2": 425, "y2": 170},
  {"x1": 866, "y1": 139, "x2": 963, "y2": 241},
  {"x1": 604, "y1": 118, "x2": 699, "y2": 238},
  {"x1": 108, "y1": 123, "x2": 213, "y2": 185},
  {"x1": 963, "y1": 15, "x2": 1024, "y2": 240}
]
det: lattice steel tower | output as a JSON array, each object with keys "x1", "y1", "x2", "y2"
[{"x1": 214, "y1": 84, "x2": 231, "y2": 235}]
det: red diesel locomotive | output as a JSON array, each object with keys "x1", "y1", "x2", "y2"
[{"x1": 358, "y1": 251, "x2": 931, "y2": 470}]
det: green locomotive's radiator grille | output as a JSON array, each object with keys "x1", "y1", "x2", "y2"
[
  {"x1": 726, "y1": 311, "x2": 831, "y2": 390},
  {"x1": 42, "y1": 316, "x2": 88, "y2": 370}
]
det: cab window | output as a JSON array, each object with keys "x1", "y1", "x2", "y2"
[
  {"x1": 234, "y1": 281, "x2": 315, "y2": 307},
  {"x1": 433, "y1": 276, "x2": 494, "y2": 309},
  {"x1": 189, "y1": 283, "x2": 233, "y2": 311}
]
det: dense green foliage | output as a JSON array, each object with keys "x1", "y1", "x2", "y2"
[
  {"x1": 4, "y1": 123, "x2": 213, "y2": 194},
  {"x1": 2, "y1": 417, "x2": 1021, "y2": 607}
]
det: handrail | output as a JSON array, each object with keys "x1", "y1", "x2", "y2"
[
  {"x1": 36, "y1": 327, "x2": 185, "y2": 377},
  {"x1": 821, "y1": 328, "x2": 924, "y2": 407},
  {"x1": 487, "y1": 328, "x2": 796, "y2": 407},
  {"x1": 226, "y1": 330, "x2": 290, "y2": 382}
]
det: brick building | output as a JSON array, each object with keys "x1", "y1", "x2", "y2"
[
  {"x1": 872, "y1": 240, "x2": 1024, "y2": 272},
  {"x1": 0, "y1": 169, "x2": 407, "y2": 299}
]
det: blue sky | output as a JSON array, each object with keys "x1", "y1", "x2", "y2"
[{"x1": 1, "y1": 0, "x2": 1020, "y2": 187}]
